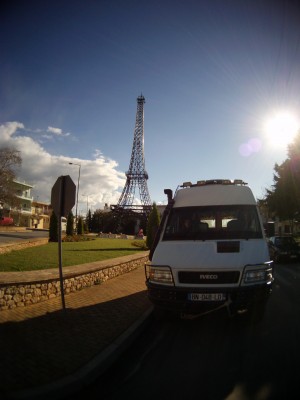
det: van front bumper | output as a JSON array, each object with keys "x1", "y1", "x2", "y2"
[{"x1": 145, "y1": 281, "x2": 272, "y2": 315}]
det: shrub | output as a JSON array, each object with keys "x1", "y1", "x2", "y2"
[{"x1": 131, "y1": 240, "x2": 147, "y2": 250}]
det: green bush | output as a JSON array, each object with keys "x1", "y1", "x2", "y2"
[{"x1": 132, "y1": 240, "x2": 147, "y2": 250}]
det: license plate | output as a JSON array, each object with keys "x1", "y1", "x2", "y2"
[
  {"x1": 188, "y1": 293, "x2": 226, "y2": 302},
  {"x1": 290, "y1": 255, "x2": 297, "y2": 259}
]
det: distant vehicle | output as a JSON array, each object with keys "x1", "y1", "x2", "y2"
[
  {"x1": 0, "y1": 217, "x2": 14, "y2": 226},
  {"x1": 264, "y1": 221, "x2": 275, "y2": 238},
  {"x1": 268, "y1": 236, "x2": 300, "y2": 263}
]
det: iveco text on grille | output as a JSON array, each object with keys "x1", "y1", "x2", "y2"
[{"x1": 200, "y1": 274, "x2": 218, "y2": 279}]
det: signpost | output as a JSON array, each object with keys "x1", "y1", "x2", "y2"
[{"x1": 51, "y1": 175, "x2": 76, "y2": 311}]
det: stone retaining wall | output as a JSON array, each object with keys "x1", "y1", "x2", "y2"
[{"x1": 0, "y1": 254, "x2": 149, "y2": 311}]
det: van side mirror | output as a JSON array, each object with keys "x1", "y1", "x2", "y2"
[{"x1": 164, "y1": 189, "x2": 173, "y2": 205}]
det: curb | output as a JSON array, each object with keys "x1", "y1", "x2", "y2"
[
  {"x1": 4, "y1": 306, "x2": 153, "y2": 400},
  {"x1": 0, "y1": 238, "x2": 48, "y2": 255}
]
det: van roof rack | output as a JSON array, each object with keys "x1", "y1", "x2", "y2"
[{"x1": 181, "y1": 179, "x2": 247, "y2": 188}]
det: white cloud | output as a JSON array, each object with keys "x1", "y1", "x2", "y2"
[
  {"x1": 47, "y1": 126, "x2": 62, "y2": 135},
  {"x1": 0, "y1": 121, "x2": 24, "y2": 140},
  {"x1": 93, "y1": 149, "x2": 103, "y2": 158},
  {"x1": 0, "y1": 122, "x2": 126, "y2": 212},
  {"x1": 41, "y1": 134, "x2": 53, "y2": 140},
  {"x1": 47, "y1": 126, "x2": 71, "y2": 137}
]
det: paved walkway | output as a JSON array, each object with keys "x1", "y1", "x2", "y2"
[{"x1": 0, "y1": 265, "x2": 152, "y2": 400}]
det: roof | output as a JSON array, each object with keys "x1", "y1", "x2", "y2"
[{"x1": 174, "y1": 181, "x2": 256, "y2": 207}]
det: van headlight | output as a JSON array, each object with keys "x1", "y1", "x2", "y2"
[
  {"x1": 243, "y1": 263, "x2": 273, "y2": 285},
  {"x1": 244, "y1": 269, "x2": 266, "y2": 283},
  {"x1": 145, "y1": 264, "x2": 174, "y2": 285}
]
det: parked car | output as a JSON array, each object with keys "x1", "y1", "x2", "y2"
[
  {"x1": 268, "y1": 236, "x2": 300, "y2": 263},
  {"x1": 0, "y1": 217, "x2": 14, "y2": 226}
]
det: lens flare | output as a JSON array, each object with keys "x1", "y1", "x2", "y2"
[{"x1": 264, "y1": 111, "x2": 299, "y2": 147}]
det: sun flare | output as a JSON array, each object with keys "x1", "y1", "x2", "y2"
[{"x1": 264, "y1": 111, "x2": 299, "y2": 148}]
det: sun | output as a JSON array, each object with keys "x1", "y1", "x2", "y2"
[{"x1": 264, "y1": 110, "x2": 299, "y2": 148}]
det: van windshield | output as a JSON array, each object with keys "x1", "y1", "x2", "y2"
[{"x1": 162, "y1": 205, "x2": 263, "y2": 241}]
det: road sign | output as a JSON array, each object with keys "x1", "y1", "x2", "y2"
[
  {"x1": 51, "y1": 175, "x2": 76, "y2": 312},
  {"x1": 51, "y1": 175, "x2": 76, "y2": 217}
]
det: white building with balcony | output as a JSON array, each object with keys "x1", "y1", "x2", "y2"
[
  {"x1": 0, "y1": 180, "x2": 34, "y2": 227},
  {"x1": 8, "y1": 180, "x2": 34, "y2": 227},
  {"x1": 0, "y1": 180, "x2": 53, "y2": 229}
]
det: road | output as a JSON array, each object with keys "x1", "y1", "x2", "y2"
[
  {"x1": 0, "y1": 230, "x2": 49, "y2": 245},
  {"x1": 74, "y1": 261, "x2": 300, "y2": 400}
]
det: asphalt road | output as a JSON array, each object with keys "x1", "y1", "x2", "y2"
[
  {"x1": 0, "y1": 230, "x2": 49, "y2": 245},
  {"x1": 73, "y1": 261, "x2": 300, "y2": 400}
]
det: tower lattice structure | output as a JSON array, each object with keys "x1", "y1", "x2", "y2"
[{"x1": 113, "y1": 95, "x2": 152, "y2": 215}]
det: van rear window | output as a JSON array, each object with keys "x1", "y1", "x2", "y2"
[{"x1": 162, "y1": 205, "x2": 263, "y2": 241}]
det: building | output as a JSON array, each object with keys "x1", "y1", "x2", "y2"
[
  {"x1": 31, "y1": 201, "x2": 52, "y2": 230},
  {"x1": 6, "y1": 180, "x2": 34, "y2": 227},
  {"x1": 258, "y1": 200, "x2": 300, "y2": 236},
  {"x1": 0, "y1": 180, "x2": 52, "y2": 229}
]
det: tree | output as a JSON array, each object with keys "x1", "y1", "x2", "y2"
[
  {"x1": 91, "y1": 209, "x2": 103, "y2": 232},
  {"x1": 0, "y1": 147, "x2": 22, "y2": 206},
  {"x1": 86, "y1": 209, "x2": 92, "y2": 232},
  {"x1": 77, "y1": 216, "x2": 84, "y2": 235},
  {"x1": 102, "y1": 212, "x2": 118, "y2": 233},
  {"x1": 264, "y1": 131, "x2": 300, "y2": 228},
  {"x1": 66, "y1": 211, "x2": 74, "y2": 236},
  {"x1": 287, "y1": 131, "x2": 300, "y2": 212},
  {"x1": 146, "y1": 203, "x2": 160, "y2": 249},
  {"x1": 49, "y1": 212, "x2": 58, "y2": 242}
]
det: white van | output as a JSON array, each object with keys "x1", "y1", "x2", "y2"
[{"x1": 145, "y1": 179, "x2": 274, "y2": 320}]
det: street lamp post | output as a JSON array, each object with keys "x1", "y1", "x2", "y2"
[{"x1": 69, "y1": 162, "x2": 81, "y2": 232}]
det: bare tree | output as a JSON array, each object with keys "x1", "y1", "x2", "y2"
[{"x1": 0, "y1": 147, "x2": 22, "y2": 206}]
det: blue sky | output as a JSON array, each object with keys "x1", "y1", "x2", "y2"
[{"x1": 1, "y1": 0, "x2": 300, "y2": 214}]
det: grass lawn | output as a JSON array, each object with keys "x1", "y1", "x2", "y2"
[{"x1": 0, "y1": 238, "x2": 147, "y2": 272}]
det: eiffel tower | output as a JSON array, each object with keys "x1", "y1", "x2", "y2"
[{"x1": 112, "y1": 94, "x2": 152, "y2": 216}]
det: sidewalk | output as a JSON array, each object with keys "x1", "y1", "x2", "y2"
[{"x1": 0, "y1": 265, "x2": 153, "y2": 400}]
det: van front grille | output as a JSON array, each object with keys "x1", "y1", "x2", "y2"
[{"x1": 178, "y1": 271, "x2": 240, "y2": 284}]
